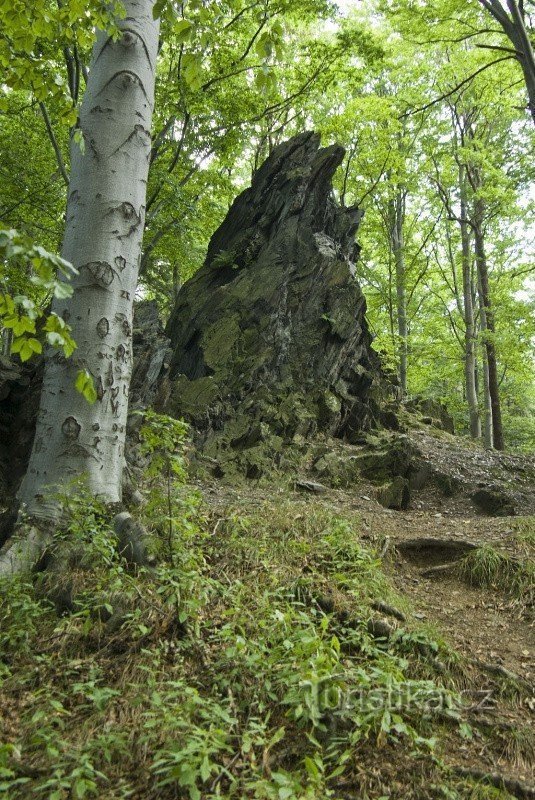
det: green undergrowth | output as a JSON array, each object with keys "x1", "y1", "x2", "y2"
[
  {"x1": 0, "y1": 415, "x2": 513, "y2": 800},
  {"x1": 456, "y1": 543, "x2": 535, "y2": 613},
  {"x1": 513, "y1": 517, "x2": 535, "y2": 556}
]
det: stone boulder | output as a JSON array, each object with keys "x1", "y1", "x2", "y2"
[{"x1": 164, "y1": 132, "x2": 383, "y2": 475}]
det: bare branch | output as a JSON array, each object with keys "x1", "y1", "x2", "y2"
[
  {"x1": 39, "y1": 102, "x2": 69, "y2": 186},
  {"x1": 401, "y1": 56, "x2": 515, "y2": 117}
]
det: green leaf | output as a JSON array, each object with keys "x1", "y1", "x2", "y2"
[
  {"x1": 11, "y1": 336, "x2": 42, "y2": 362},
  {"x1": 152, "y1": 0, "x2": 167, "y2": 19},
  {"x1": 46, "y1": 332, "x2": 64, "y2": 348},
  {"x1": 182, "y1": 53, "x2": 203, "y2": 90},
  {"x1": 73, "y1": 128, "x2": 85, "y2": 155},
  {"x1": 62, "y1": 334, "x2": 77, "y2": 358},
  {"x1": 44, "y1": 313, "x2": 67, "y2": 333},
  {"x1": 174, "y1": 18, "x2": 193, "y2": 42},
  {"x1": 75, "y1": 370, "x2": 97, "y2": 404},
  {"x1": 53, "y1": 280, "x2": 74, "y2": 299},
  {"x1": 199, "y1": 756, "x2": 211, "y2": 781}
]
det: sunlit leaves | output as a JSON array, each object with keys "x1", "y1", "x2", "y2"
[
  {"x1": 11, "y1": 336, "x2": 42, "y2": 362},
  {"x1": 0, "y1": 229, "x2": 77, "y2": 362},
  {"x1": 75, "y1": 370, "x2": 98, "y2": 404},
  {"x1": 181, "y1": 53, "x2": 204, "y2": 90},
  {"x1": 0, "y1": 0, "x2": 124, "y2": 121},
  {"x1": 173, "y1": 18, "x2": 194, "y2": 42},
  {"x1": 44, "y1": 314, "x2": 77, "y2": 357}
]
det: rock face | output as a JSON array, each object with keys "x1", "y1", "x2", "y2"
[
  {"x1": 0, "y1": 355, "x2": 42, "y2": 508},
  {"x1": 129, "y1": 300, "x2": 172, "y2": 411},
  {"x1": 164, "y1": 132, "x2": 382, "y2": 475}
]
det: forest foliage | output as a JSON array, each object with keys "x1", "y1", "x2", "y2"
[{"x1": 0, "y1": 0, "x2": 534, "y2": 449}]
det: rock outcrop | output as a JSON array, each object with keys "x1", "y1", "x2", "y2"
[
  {"x1": 164, "y1": 132, "x2": 382, "y2": 476},
  {"x1": 0, "y1": 355, "x2": 42, "y2": 507}
]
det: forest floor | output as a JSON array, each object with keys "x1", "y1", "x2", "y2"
[
  {"x1": 1, "y1": 427, "x2": 534, "y2": 800},
  {"x1": 200, "y1": 428, "x2": 535, "y2": 798}
]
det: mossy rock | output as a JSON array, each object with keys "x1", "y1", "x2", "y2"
[
  {"x1": 471, "y1": 487, "x2": 516, "y2": 517},
  {"x1": 376, "y1": 476, "x2": 410, "y2": 510},
  {"x1": 167, "y1": 375, "x2": 221, "y2": 420},
  {"x1": 163, "y1": 133, "x2": 384, "y2": 465},
  {"x1": 313, "y1": 451, "x2": 362, "y2": 488},
  {"x1": 354, "y1": 436, "x2": 421, "y2": 483}
]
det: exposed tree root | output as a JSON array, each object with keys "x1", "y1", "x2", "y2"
[
  {"x1": 371, "y1": 599, "x2": 406, "y2": 620},
  {"x1": 454, "y1": 766, "x2": 535, "y2": 799},
  {"x1": 472, "y1": 658, "x2": 532, "y2": 694},
  {"x1": 0, "y1": 525, "x2": 52, "y2": 577},
  {"x1": 420, "y1": 562, "x2": 457, "y2": 578}
]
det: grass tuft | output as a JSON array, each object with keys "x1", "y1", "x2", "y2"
[{"x1": 456, "y1": 544, "x2": 534, "y2": 612}]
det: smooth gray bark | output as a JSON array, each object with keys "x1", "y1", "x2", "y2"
[
  {"x1": 389, "y1": 189, "x2": 408, "y2": 398},
  {"x1": 459, "y1": 167, "x2": 481, "y2": 439},
  {"x1": 17, "y1": 0, "x2": 160, "y2": 519},
  {"x1": 0, "y1": 528, "x2": 52, "y2": 577},
  {"x1": 473, "y1": 199, "x2": 504, "y2": 451},
  {"x1": 478, "y1": 279, "x2": 494, "y2": 450},
  {"x1": 479, "y1": 0, "x2": 535, "y2": 125},
  {"x1": 477, "y1": 262, "x2": 494, "y2": 450}
]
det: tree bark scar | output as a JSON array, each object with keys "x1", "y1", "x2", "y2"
[
  {"x1": 111, "y1": 125, "x2": 151, "y2": 156},
  {"x1": 80, "y1": 261, "x2": 116, "y2": 287},
  {"x1": 97, "y1": 317, "x2": 110, "y2": 338},
  {"x1": 61, "y1": 416, "x2": 81, "y2": 440},
  {"x1": 97, "y1": 71, "x2": 150, "y2": 102},
  {"x1": 119, "y1": 28, "x2": 155, "y2": 71}
]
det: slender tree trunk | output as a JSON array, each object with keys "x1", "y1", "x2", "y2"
[
  {"x1": 2, "y1": 328, "x2": 12, "y2": 356},
  {"x1": 17, "y1": 0, "x2": 160, "y2": 519},
  {"x1": 459, "y1": 167, "x2": 480, "y2": 439},
  {"x1": 389, "y1": 189, "x2": 408, "y2": 398},
  {"x1": 473, "y1": 199, "x2": 504, "y2": 450},
  {"x1": 478, "y1": 281, "x2": 493, "y2": 450}
]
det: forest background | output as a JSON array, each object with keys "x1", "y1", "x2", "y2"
[{"x1": 1, "y1": 0, "x2": 534, "y2": 451}]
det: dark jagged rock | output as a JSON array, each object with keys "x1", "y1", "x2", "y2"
[
  {"x1": 164, "y1": 132, "x2": 382, "y2": 476},
  {"x1": 0, "y1": 355, "x2": 42, "y2": 515},
  {"x1": 129, "y1": 300, "x2": 172, "y2": 412}
]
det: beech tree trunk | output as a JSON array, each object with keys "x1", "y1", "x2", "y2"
[
  {"x1": 473, "y1": 199, "x2": 504, "y2": 451},
  {"x1": 459, "y1": 167, "x2": 481, "y2": 439},
  {"x1": 389, "y1": 189, "x2": 408, "y2": 398},
  {"x1": 480, "y1": 0, "x2": 535, "y2": 125},
  {"x1": 17, "y1": 0, "x2": 160, "y2": 519},
  {"x1": 478, "y1": 289, "x2": 494, "y2": 450}
]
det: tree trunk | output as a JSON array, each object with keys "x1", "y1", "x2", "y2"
[
  {"x1": 389, "y1": 189, "x2": 408, "y2": 398},
  {"x1": 459, "y1": 167, "x2": 481, "y2": 439},
  {"x1": 473, "y1": 199, "x2": 504, "y2": 450},
  {"x1": 16, "y1": 0, "x2": 160, "y2": 519},
  {"x1": 505, "y1": 0, "x2": 535, "y2": 125},
  {"x1": 478, "y1": 286, "x2": 494, "y2": 450},
  {"x1": 480, "y1": 0, "x2": 535, "y2": 125}
]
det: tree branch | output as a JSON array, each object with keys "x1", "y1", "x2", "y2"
[
  {"x1": 39, "y1": 102, "x2": 69, "y2": 186},
  {"x1": 401, "y1": 56, "x2": 515, "y2": 117}
]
